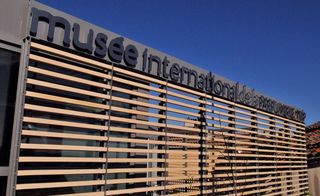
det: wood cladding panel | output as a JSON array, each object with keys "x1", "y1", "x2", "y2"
[{"x1": 15, "y1": 42, "x2": 308, "y2": 195}]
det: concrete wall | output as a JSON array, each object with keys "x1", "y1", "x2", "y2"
[
  {"x1": 0, "y1": 0, "x2": 29, "y2": 45},
  {"x1": 308, "y1": 167, "x2": 320, "y2": 196}
]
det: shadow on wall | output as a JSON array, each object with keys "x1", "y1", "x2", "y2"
[
  {"x1": 309, "y1": 167, "x2": 320, "y2": 196},
  {"x1": 315, "y1": 175, "x2": 320, "y2": 196}
]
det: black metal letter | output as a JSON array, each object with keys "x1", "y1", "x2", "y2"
[
  {"x1": 124, "y1": 44, "x2": 138, "y2": 67},
  {"x1": 162, "y1": 57, "x2": 170, "y2": 79},
  {"x1": 108, "y1": 37, "x2": 124, "y2": 63},
  {"x1": 30, "y1": 8, "x2": 71, "y2": 47},
  {"x1": 94, "y1": 33, "x2": 108, "y2": 58},
  {"x1": 170, "y1": 63, "x2": 180, "y2": 82},
  {"x1": 73, "y1": 23, "x2": 94, "y2": 54}
]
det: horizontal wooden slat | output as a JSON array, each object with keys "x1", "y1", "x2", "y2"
[
  {"x1": 215, "y1": 173, "x2": 308, "y2": 185},
  {"x1": 240, "y1": 182, "x2": 309, "y2": 195},
  {"x1": 28, "y1": 66, "x2": 110, "y2": 89},
  {"x1": 109, "y1": 126, "x2": 200, "y2": 139},
  {"x1": 213, "y1": 131, "x2": 306, "y2": 150},
  {"x1": 23, "y1": 117, "x2": 108, "y2": 131},
  {"x1": 214, "y1": 138, "x2": 304, "y2": 149},
  {"x1": 27, "y1": 78, "x2": 109, "y2": 100},
  {"x1": 16, "y1": 180, "x2": 104, "y2": 190},
  {"x1": 212, "y1": 104, "x2": 305, "y2": 135},
  {"x1": 213, "y1": 96, "x2": 305, "y2": 126},
  {"x1": 22, "y1": 130, "x2": 200, "y2": 148},
  {"x1": 267, "y1": 186, "x2": 309, "y2": 196},
  {"x1": 214, "y1": 169, "x2": 307, "y2": 178},
  {"x1": 26, "y1": 91, "x2": 108, "y2": 110},
  {"x1": 25, "y1": 102, "x2": 200, "y2": 126},
  {"x1": 212, "y1": 117, "x2": 305, "y2": 140},
  {"x1": 105, "y1": 182, "x2": 202, "y2": 195},
  {"x1": 215, "y1": 164, "x2": 307, "y2": 170},
  {"x1": 20, "y1": 142, "x2": 201, "y2": 152},
  {"x1": 16, "y1": 175, "x2": 204, "y2": 190},
  {"x1": 31, "y1": 43, "x2": 112, "y2": 71},
  {"x1": 215, "y1": 180, "x2": 308, "y2": 193},
  {"x1": 29, "y1": 54, "x2": 112, "y2": 80},
  {"x1": 112, "y1": 75, "x2": 165, "y2": 93},
  {"x1": 17, "y1": 167, "x2": 207, "y2": 176},
  {"x1": 17, "y1": 169, "x2": 106, "y2": 176},
  {"x1": 211, "y1": 114, "x2": 305, "y2": 137},
  {"x1": 167, "y1": 90, "x2": 205, "y2": 104},
  {"x1": 23, "y1": 116, "x2": 201, "y2": 135},
  {"x1": 56, "y1": 192, "x2": 105, "y2": 196},
  {"x1": 24, "y1": 104, "x2": 108, "y2": 120},
  {"x1": 19, "y1": 157, "x2": 106, "y2": 163},
  {"x1": 215, "y1": 159, "x2": 307, "y2": 164},
  {"x1": 213, "y1": 143, "x2": 306, "y2": 155},
  {"x1": 212, "y1": 123, "x2": 305, "y2": 143}
]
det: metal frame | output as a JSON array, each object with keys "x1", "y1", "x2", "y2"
[
  {"x1": 6, "y1": 39, "x2": 31, "y2": 196},
  {"x1": 0, "y1": 41, "x2": 21, "y2": 53},
  {"x1": 0, "y1": 37, "x2": 26, "y2": 196},
  {"x1": 6, "y1": 2, "x2": 33, "y2": 195}
]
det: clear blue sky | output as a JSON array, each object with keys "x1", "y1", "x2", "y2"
[{"x1": 39, "y1": 0, "x2": 319, "y2": 125}]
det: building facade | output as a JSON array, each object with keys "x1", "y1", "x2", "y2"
[
  {"x1": 306, "y1": 121, "x2": 320, "y2": 161},
  {"x1": 306, "y1": 122, "x2": 320, "y2": 196},
  {"x1": 0, "y1": 0, "x2": 308, "y2": 195}
]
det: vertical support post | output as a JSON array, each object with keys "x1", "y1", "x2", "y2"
[
  {"x1": 284, "y1": 121, "x2": 292, "y2": 192},
  {"x1": 251, "y1": 111, "x2": 259, "y2": 194},
  {"x1": 269, "y1": 116, "x2": 277, "y2": 193},
  {"x1": 228, "y1": 105, "x2": 236, "y2": 195},
  {"x1": 199, "y1": 96, "x2": 208, "y2": 195},
  {"x1": 157, "y1": 84, "x2": 168, "y2": 195},
  {"x1": 104, "y1": 65, "x2": 114, "y2": 194}
]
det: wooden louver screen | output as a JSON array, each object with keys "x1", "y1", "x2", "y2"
[{"x1": 15, "y1": 42, "x2": 308, "y2": 195}]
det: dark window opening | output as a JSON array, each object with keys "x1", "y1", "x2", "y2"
[
  {"x1": 0, "y1": 176, "x2": 8, "y2": 196},
  {"x1": 0, "y1": 48, "x2": 20, "y2": 166}
]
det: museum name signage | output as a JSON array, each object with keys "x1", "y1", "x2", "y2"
[{"x1": 29, "y1": 8, "x2": 306, "y2": 123}]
